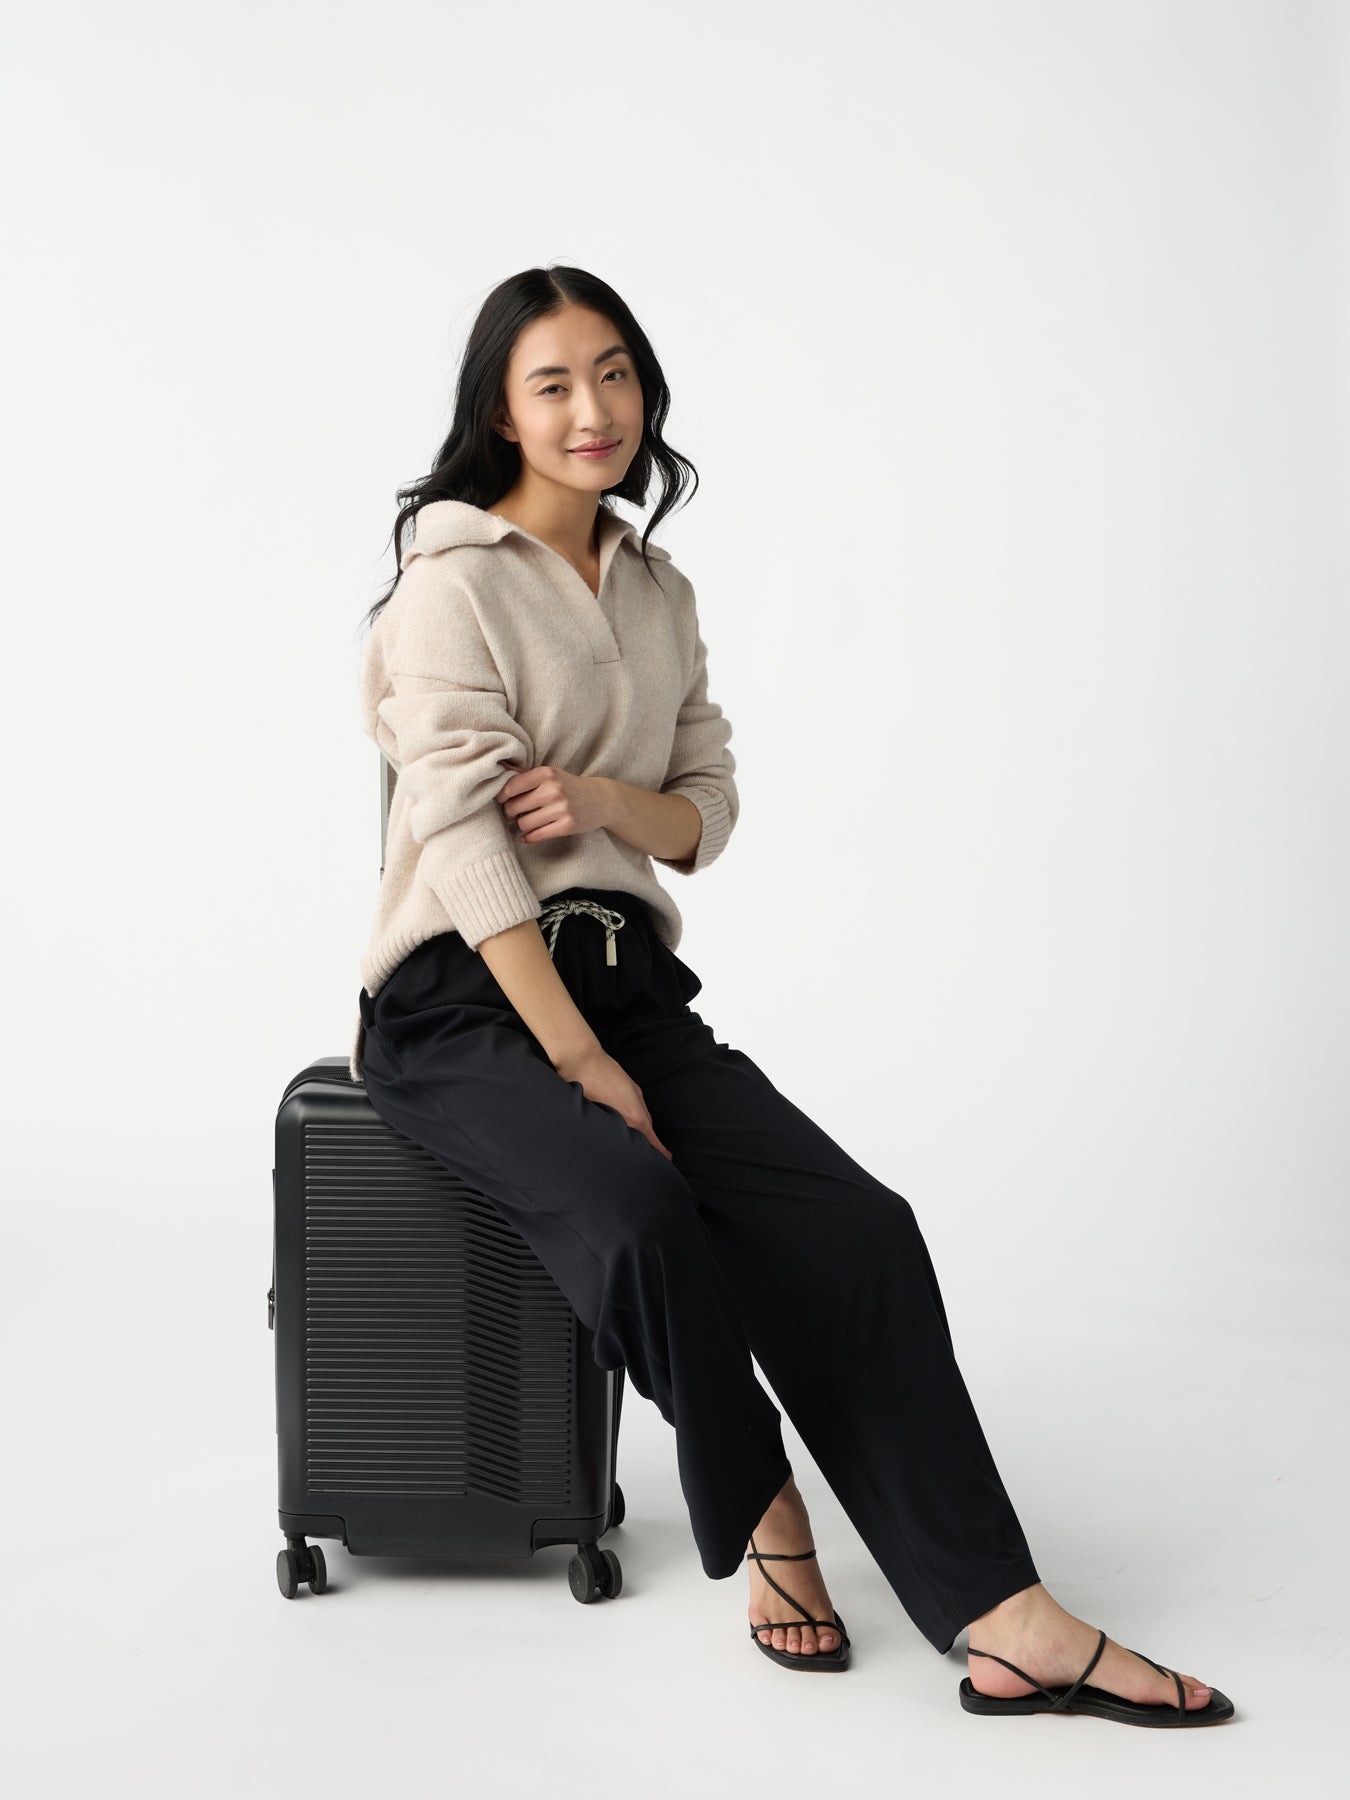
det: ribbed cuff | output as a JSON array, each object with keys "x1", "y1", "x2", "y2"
[
  {"x1": 655, "y1": 784, "x2": 733, "y2": 875},
  {"x1": 432, "y1": 846, "x2": 542, "y2": 948}
]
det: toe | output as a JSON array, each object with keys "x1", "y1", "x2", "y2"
[{"x1": 1178, "y1": 1673, "x2": 1212, "y2": 1708}]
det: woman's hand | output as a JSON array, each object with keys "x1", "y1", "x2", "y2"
[
  {"x1": 552, "y1": 1042, "x2": 674, "y2": 1161},
  {"x1": 495, "y1": 761, "x2": 611, "y2": 845}
]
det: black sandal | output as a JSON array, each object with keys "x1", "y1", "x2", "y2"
[
  {"x1": 746, "y1": 1533, "x2": 851, "y2": 1672},
  {"x1": 961, "y1": 1627, "x2": 1234, "y2": 1726}
]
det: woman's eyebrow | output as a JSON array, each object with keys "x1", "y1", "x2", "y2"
[{"x1": 522, "y1": 343, "x2": 630, "y2": 382}]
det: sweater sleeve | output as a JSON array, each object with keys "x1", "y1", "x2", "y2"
[
  {"x1": 651, "y1": 608, "x2": 739, "y2": 877},
  {"x1": 364, "y1": 564, "x2": 542, "y2": 949}
]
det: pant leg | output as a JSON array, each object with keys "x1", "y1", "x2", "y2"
[
  {"x1": 355, "y1": 908, "x2": 792, "y2": 1581},
  {"x1": 611, "y1": 964, "x2": 1042, "y2": 1656}
]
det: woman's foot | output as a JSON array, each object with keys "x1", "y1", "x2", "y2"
[
  {"x1": 967, "y1": 1583, "x2": 1213, "y2": 1710},
  {"x1": 747, "y1": 1474, "x2": 842, "y2": 1657}
]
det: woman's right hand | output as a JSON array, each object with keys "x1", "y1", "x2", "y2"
[{"x1": 552, "y1": 1044, "x2": 674, "y2": 1161}]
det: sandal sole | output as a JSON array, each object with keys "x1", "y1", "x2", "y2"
[{"x1": 959, "y1": 1676, "x2": 1235, "y2": 1726}]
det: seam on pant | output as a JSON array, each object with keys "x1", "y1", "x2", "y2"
[{"x1": 796, "y1": 1325, "x2": 963, "y2": 1631}]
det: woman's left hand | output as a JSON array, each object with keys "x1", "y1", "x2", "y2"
[{"x1": 494, "y1": 761, "x2": 611, "y2": 845}]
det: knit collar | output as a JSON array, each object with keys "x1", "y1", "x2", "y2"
[{"x1": 403, "y1": 499, "x2": 670, "y2": 566}]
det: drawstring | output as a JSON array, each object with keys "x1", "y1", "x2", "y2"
[{"x1": 537, "y1": 897, "x2": 627, "y2": 966}]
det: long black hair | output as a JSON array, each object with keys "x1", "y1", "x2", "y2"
[{"x1": 359, "y1": 265, "x2": 698, "y2": 633}]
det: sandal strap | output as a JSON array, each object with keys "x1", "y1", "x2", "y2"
[
  {"x1": 746, "y1": 1531, "x2": 823, "y2": 1628},
  {"x1": 752, "y1": 1605, "x2": 850, "y2": 1648},
  {"x1": 745, "y1": 1548, "x2": 818, "y2": 1562},
  {"x1": 750, "y1": 1617, "x2": 843, "y2": 1636},
  {"x1": 1124, "y1": 1645, "x2": 1186, "y2": 1724},
  {"x1": 966, "y1": 1646, "x2": 1060, "y2": 1708},
  {"x1": 968, "y1": 1627, "x2": 1107, "y2": 1712}
]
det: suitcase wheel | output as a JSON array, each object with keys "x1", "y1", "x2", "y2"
[
  {"x1": 568, "y1": 1544, "x2": 622, "y2": 1603},
  {"x1": 277, "y1": 1539, "x2": 327, "y2": 1599}
]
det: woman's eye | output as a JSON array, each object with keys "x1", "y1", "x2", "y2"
[{"x1": 538, "y1": 370, "x2": 627, "y2": 397}]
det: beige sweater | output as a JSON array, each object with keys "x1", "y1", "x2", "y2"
[{"x1": 348, "y1": 500, "x2": 738, "y2": 1082}]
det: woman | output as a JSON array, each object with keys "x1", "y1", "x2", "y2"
[{"x1": 350, "y1": 264, "x2": 1232, "y2": 1725}]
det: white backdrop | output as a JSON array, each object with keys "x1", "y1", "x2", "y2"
[{"x1": 3, "y1": 1, "x2": 1345, "y2": 1794}]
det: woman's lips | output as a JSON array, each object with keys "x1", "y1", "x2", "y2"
[{"x1": 570, "y1": 440, "x2": 619, "y2": 458}]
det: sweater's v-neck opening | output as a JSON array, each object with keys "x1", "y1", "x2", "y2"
[{"x1": 487, "y1": 512, "x2": 625, "y2": 664}]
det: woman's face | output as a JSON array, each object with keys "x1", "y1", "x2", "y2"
[{"x1": 494, "y1": 303, "x2": 644, "y2": 494}]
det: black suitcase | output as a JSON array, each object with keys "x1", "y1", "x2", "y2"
[{"x1": 269, "y1": 754, "x2": 627, "y2": 1604}]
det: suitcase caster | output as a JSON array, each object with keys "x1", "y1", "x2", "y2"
[
  {"x1": 607, "y1": 1481, "x2": 626, "y2": 1530},
  {"x1": 277, "y1": 1538, "x2": 327, "y2": 1598},
  {"x1": 568, "y1": 1541, "x2": 622, "y2": 1603}
]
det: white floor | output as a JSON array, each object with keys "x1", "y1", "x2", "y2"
[{"x1": 5, "y1": 1201, "x2": 1341, "y2": 1800}]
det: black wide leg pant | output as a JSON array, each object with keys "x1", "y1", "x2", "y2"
[{"x1": 356, "y1": 885, "x2": 1041, "y2": 1654}]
